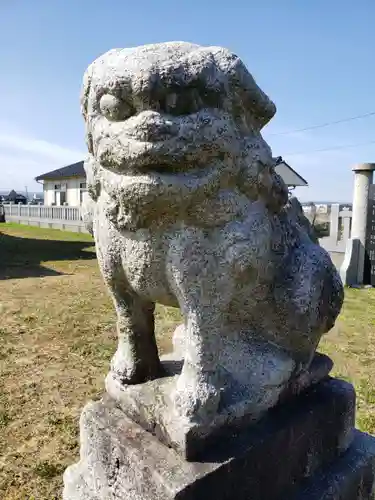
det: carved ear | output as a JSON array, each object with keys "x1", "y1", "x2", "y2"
[
  {"x1": 256, "y1": 165, "x2": 288, "y2": 213},
  {"x1": 84, "y1": 155, "x2": 101, "y2": 202},
  {"x1": 81, "y1": 67, "x2": 95, "y2": 154},
  {"x1": 236, "y1": 159, "x2": 263, "y2": 201},
  {"x1": 81, "y1": 66, "x2": 93, "y2": 120},
  {"x1": 221, "y1": 53, "x2": 276, "y2": 131},
  {"x1": 268, "y1": 171, "x2": 288, "y2": 212}
]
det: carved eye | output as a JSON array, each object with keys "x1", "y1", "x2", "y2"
[
  {"x1": 99, "y1": 94, "x2": 134, "y2": 121},
  {"x1": 175, "y1": 89, "x2": 201, "y2": 115}
]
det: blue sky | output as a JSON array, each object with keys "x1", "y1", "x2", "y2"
[{"x1": 1, "y1": 0, "x2": 374, "y2": 201}]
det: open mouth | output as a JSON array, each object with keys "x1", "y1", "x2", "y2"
[
  {"x1": 96, "y1": 130, "x2": 227, "y2": 171},
  {"x1": 101, "y1": 163, "x2": 225, "y2": 195},
  {"x1": 99, "y1": 146, "x2": 218, "y2": 177}
]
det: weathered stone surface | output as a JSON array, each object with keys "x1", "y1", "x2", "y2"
[
  {"x1": 293, "y1": 430, "x2": 375, "y2": 499},
  {"x1": 63, "y1": 378, "x2": 356, "y2": 500},
  {"x1": 106, "y1": 345, "x2": 334, "y2": 458},
  {"x1": 79, "y1": 41, "x2": 344, "y2": 434},
  {"x1": 340, "y1": 238, "x2": 362, "y2": 286},
  {"x1": 288, "y1": 196, "x2": 319, "y2": 244}
]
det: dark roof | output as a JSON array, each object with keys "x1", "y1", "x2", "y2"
[
  {"x1": 35, "y1": 161, "x2": 85, "y2": 181},
  {"x1": 6, "y1": 190, "x2": 27, "y2": 200},
  {"x1": 274, "y1": 156, "x2": 308, "y2": 187}
]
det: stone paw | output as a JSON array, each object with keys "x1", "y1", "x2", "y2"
[
  {"x1": 110, "y1": 351, "x2": 164, "y2": 385},
  {"x1": 174, "y1": 368, "x2": 221, "y2": 424}
]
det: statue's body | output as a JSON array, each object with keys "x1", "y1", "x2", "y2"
[{"x1": 81, "y1": 42, "x2": 343, "y2": 427}]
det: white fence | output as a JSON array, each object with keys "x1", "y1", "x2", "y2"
[
  {"x1": 304, "y1": 204, "x2": 352, "y2": 269},
  {"x1": 3, "y1": 203, "x2": 88, "y2": 233},
  {"x1": 1, "y1": 202, "x2": 353, "y2": 262},
  {"x1": 318, "y1": 204, "x2": 352, "y2": 253}
]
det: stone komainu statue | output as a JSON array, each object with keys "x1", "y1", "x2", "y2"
[{"x1": 80, "y1": 42, "x2": 343, "y2": 427}]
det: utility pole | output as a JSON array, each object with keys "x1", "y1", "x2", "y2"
[{"x1": 25, "y1": 185, "x2": 28, "y2": 201}]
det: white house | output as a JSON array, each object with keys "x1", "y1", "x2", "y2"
[
  {"x1": 35, "y1": 157, "x2": 307, "y2": 207},
  {"x1": 35, "y1": 161, "x2": 87, "y2": 207}
]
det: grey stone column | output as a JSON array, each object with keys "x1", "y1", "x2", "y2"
[{"x1": 351, "y1": 163, "x2": 375, "y2": 284}]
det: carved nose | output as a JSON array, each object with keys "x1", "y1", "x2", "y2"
[{"x1": 125, "y1": 111, "x2": 177, "y2": 142}]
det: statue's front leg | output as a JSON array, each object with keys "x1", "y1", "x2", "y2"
[
  {"x1": 167, "y1": 230, "x2": 228, "y2": 423},
  {"x1": 110, "y1": 283, "x2": 163, "y2": 384},
  {"x1": 174, "y1": 313, "x2": 224, "y2": 423},
  {"x1": 96, "y1": 243, "x2": 162, "y2": 385}
]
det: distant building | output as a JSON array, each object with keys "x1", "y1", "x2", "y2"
[
  {"x1": 30, "y1": 193, "x2": 44, "y2": 205},
  {"x1": 35, "y1": 157, "x2": 308, "y2": 207},
  {"x1": 35, "y1": 161, "x2": 87, "y2": 207},
  {"x1": 301, "y1": 203, "x2": 314, "y2": 214},
  {"x1": 2, "y1": 190, "x2": 28, "y2": 204},
  {"x1": 315, "y1": 204, "x2": 328, "y2": 214}
]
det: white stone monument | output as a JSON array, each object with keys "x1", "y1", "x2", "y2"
[{"x1": 341, "y1": 163, "x2": 375, "y2": 286}]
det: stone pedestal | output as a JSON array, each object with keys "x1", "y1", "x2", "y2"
[
  {"x1": 104, "y1": 352, "x2": 333, "y2": 460},
  {"x1": 63, "y1": 376, "x2": 375, "y2": 500}
]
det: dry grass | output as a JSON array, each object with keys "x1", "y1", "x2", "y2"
[
  {"x1": 0, "y1": 223, "x2": 374, "y2": 498},
  {"x1": 0, "y1": 224, "x2": 180, "y2": 499}
]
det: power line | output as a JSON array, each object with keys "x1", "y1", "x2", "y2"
[
  {"x1": 284, "y1": 139, "x2": 375, "y2": 157},
  {"x1": 267, "y1": 111, "x2": 375, "y2": 136}
]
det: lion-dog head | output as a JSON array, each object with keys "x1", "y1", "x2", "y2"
[{"x1": 81, "y1": 42, "x2": 288, "y2": 231}]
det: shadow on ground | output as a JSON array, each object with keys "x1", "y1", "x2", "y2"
[{"x1": 0, "y1": 232, "x2": 95, "y2": 280}]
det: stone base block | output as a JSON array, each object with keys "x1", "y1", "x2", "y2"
[
  {"x1": 293, "y1": 431, "x2": 375, "y2": 499},
  {"x1": 63, "y1": 378, "x2": 362, "y2": 500},
  {"x1": 106, "y1": 352, "x2": 333, "y2": 460}
]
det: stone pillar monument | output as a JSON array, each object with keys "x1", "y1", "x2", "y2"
[
  {"x1": 63, "y1": 42, "x2": 375, "y2": 499},
  {"x1": 351, "y1": 163, "x2": 375, "y2": 283},
  {"x1": 341, "y1": 163, "x2": 375, "y2": 286}
]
